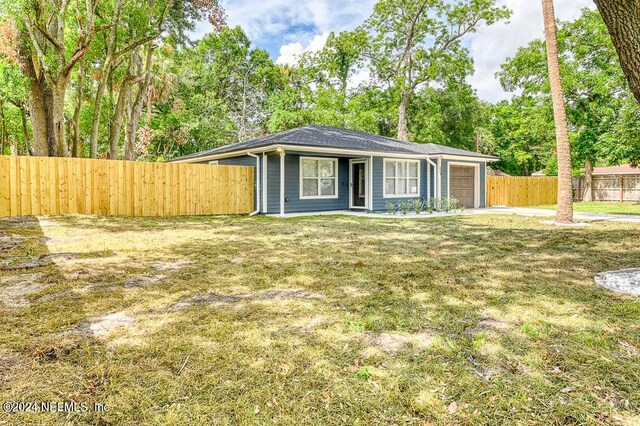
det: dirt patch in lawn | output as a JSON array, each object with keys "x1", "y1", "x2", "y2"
[
  {"x1": 0, "y1": 273, "x2": 49, "y2": 307},
  {"x1": 467, "y1": 316, "x2": 510, "y2": 336},
  {"x1": 363, "y1": 331, "x2": 435, "y2": 356},
  {"x1": 76, "y1": 311, "x2": 136, "y2": 337},
  {"x1": 124, "y1": 260, "x2": 193, "y2": 288}
]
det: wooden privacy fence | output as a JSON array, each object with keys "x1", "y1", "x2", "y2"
[
  {"x1": 486, "y1": 176, "x2": 558, "y2": 207},
  {"x1": 0, "y1": 155, "x2": 254, "y2": 217}
]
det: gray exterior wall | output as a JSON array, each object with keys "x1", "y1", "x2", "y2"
[
  {"x1": 265, "y1": 152, "x2": 350, "y2": 214},
  {"x1": 198, "y1": 152, "x2": 487, "y2": 213},
  {"x1": 371, "y1": 157, "x2": 428, "y2": 211}
]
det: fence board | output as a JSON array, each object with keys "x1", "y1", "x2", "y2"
[
  {"x1": 0, "y1": 155, "x2": 254, "y2": 217},
  {"x1": 486, "y1": 176, "x2": 558, "y2": 207}
]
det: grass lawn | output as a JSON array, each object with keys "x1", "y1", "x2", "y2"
[
  {"x1": 1, "y1": 214, "x2": 639, "y2": 425},
  {"x1": 535, "y1": 201, "x2": 640, "y2": 215}
]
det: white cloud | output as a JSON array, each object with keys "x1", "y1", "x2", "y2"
[
  {"x1": 221, "y1": 0, "x2": 376, "y2": 41},
  {"x1": 469, "y1": 0, "x2": 595, "y2": 102},
  {"x1": 195, "y1": 0, "x2": 598, "y2": 102},
  {"x1": 276, "y1": 33, "x2": 328, "y2": 65}
]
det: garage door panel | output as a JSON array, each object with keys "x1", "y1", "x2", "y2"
[{"x1": 450, "y1": 165, "x2": 476, "y2": 208}]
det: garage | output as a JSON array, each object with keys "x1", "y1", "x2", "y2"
[{"x1": 449, "y1": 165, "x2": 477, "y2": 208}]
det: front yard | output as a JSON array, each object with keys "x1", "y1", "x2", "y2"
[{"x1": 1, "y1": 214, "x2": 639, "y2": 425}]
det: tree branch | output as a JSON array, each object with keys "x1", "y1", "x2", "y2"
[
  {"x1": 33, "y1": 21, "x2": 64, "y2": 51},
  {"x1": 114, "y1": 34, "x2": 158, "y2": 59}
]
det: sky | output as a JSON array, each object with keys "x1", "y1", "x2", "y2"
[{"x1": 193, "y1": 0, "x2": 595, "y2": 103}]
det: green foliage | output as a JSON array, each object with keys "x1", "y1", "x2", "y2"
[
  {"x1": 385, "y1": 202, "x2": 397, "y2": 215},
  {"x1": 356, "y1": 367, "x2": 371, "y2": 381},
  {"x1": 411, "y1": 199, "x2": 424, "y2": 215},
  {"x1": 429, "y1": 197, "x2": 462, "y2": 213},
  {"x1": 398, "y1": 200, "x2": 411, "y2": 215},
  {"x1": 496, "y1": 8, "x2": 640, "y2": 173}
]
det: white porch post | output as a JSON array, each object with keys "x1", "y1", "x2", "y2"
[
  {"x1": 437, "y1": 157, "x2": 442, "y2": 198},
  {"x1": 262, "y1": 153, "x2": 268, "y2": 213},
  {"x1": 279, "y1": 149, "x2": 285, "y2": 217},
  {"x1": 426, "y1": 159, "x2": 430, "y2": 201},
  {"x1": 369, "y1": 156, "x2": 373, "y2": 211}
]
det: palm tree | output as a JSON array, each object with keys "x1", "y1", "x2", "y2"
[{"x1": 541, "y1": 0, "x2": 573, "y2": 223}]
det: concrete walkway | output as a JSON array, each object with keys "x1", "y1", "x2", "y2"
[{"x1": 274, "y1": 207, "x2": 640, "y2": 223}]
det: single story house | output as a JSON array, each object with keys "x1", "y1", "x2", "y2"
[{"x1": 171, "y1": 125, "x2": 498, "y2": 215}]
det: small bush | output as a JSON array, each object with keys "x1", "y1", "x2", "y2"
[
  {"x1": 398, "y1": 200, "x2": 411, "y2": 215},
  {"x1": 411, "y1": 199, "x2": 425, "y2": 214},
  {"x1": 428, "y1": 197, "x2": 462, "y2": 213},
  {"x1": 385, "y1": 202, "x2": 396, "y2": 215}
]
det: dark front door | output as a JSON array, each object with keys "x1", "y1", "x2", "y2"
[{"x1": 351, "y1": 162, "x2": 366, "y2": 208}]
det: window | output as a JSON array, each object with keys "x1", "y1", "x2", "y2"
[
  {"x1": 300, "y1": 157, "x2": 338, "y2": 199},
  {"x1": 384, "y1": 159, "x2": 419, "y2": 197}
]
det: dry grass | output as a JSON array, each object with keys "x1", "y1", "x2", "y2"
[{"x1": 0, "y1": 214, "x2": 639, "y2": 425}]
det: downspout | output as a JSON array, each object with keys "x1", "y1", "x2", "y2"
[{"x1": 247, "y1": 152, "x2": 260, "y2": 216}]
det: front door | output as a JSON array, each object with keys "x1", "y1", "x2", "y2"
[{"x1": 350, "y1": 160, "x2": 367, "y2": 209}]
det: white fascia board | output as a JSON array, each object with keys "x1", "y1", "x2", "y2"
[
  {"x1": 172, "y1": 146, "x2": 498, "y2": 164},
  {"x1": 439, "y1": 154, "x2": 497, "y2": 162}
]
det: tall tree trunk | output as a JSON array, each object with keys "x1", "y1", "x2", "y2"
[
  {"x1": 108, "y1": 78, "x2": 131, "y2": 160},
  {"x1": 397, "y1": 91, "x2": 411, "y2": 141},
  {"x1": 594, "y1": 0, "x2": 640, "y2": 104},
  {"x1": 72, "y1": 61, "x2": 84, "y2": 157},
  {"x1": 51, "y1": 80, "x2": 70, "y2": 157},
  {"x1": 16, "y1": 41, "x2": 48, "y2": 156},
  {"x1": 124, "y1": 46, "x2": 154, "y2": 160},
  {"x1": 541, "y1": 0, "x2": 573, "y2": 223},
  {"x1": 18, "y1": 105, "x2": 32, "y2": 155},
  {"x1": 1, "y1": 103, "x2": 5, "y2": 155},
  {"x1": 583, "y1": 158, "x2": 593, "y2": 202}
]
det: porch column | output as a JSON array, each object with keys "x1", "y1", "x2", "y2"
[
  {"x1": 279, "y1": 149, "x2": 285, "y2": 217},
  {"x1": 369, "y1": 156, "x2": 374, "y2": 210},
  {"x1": 437, "y1": 157, "x2": 442, "y2": 198},
  {"x1": 426, "y1": 159, "x2": 430, "y2": 201}
]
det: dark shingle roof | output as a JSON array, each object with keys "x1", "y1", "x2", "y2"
[{"x1": 171, "y1": 125, "x2": 497, "y2": 161}]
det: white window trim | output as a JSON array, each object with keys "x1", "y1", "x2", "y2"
[
  {"x1": 299, "y1": 156, "x2": 339, "y2": 200},
  {"x1": 383, "y1": 158, "x2": 421, "y2": 198},
  {"x1": 446, "y1": 161, "x2": 480, "y2": 209}
]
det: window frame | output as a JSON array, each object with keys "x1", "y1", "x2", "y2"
[
  {"x1": 383, "y1": 159, "x2": 421, "y2": 198},
  {"x1": 299, "y1": 156, "x2": 340, "y2": 200}
]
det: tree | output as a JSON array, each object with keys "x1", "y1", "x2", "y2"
[
  {"x1": 541, "y1": 0, "x2": 573, "y2": 223},
  {"x1": 0, "y1": 0, "x2": 225, "y2": 158},
  {"x1": 363, "y1": 0, "x2": 510, "y2": 141},
  {"x1": 497, "y1": 9, "x2": 639, "y2": 178},
  {"x1": 594, "y1": 0, "x2": 640, "y2": 104}
]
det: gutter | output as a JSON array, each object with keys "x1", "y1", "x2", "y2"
[{"x1": 246, "y1": 152, "x2": 261, "y2": 216}]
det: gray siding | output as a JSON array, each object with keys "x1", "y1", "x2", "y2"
[
  {"x1": 371, "y1": 157, "x2": 428, "y2": 211},
  {"x1": 265, "y1": 153, "x2": 350, "y2": 214},
  {"x1": 196, "y1": 152, "x2": 487, "y2": 213}
]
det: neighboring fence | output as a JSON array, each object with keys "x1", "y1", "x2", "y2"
[
  {"x1": 486, "y1": 176, "x2": 558, "y2": 207},
  {"x1": 0, "y1": 155, "x2": 254, "y2": 217},
  {"x1": 573, "y1": 175, "x2": 640, "y2": 202}
]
